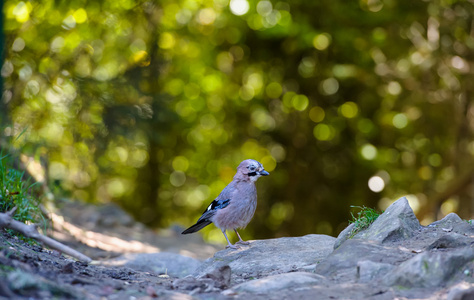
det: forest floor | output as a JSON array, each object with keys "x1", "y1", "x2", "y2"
[{"x1": 0, "y1": 199, "x2": 222, "y2": 299}]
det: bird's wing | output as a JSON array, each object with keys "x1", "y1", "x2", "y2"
[
  {"x1": 200, "y1": 198, "x2": 231, "y2": 217},
  {"x1": 181, "y1": 198, "x2": 231, "y2": 234}
]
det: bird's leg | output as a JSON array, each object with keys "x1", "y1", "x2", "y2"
[
  {"x1": 234, "y1": 229, "x2": 250, "y2": 245},
  {"x1": 222, "y1": 229, "x2": 239, "y2": 249}
]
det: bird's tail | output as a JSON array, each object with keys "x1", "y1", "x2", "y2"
[{"x1": 181, "y1": 219, "x2": 212, "y2": 234}]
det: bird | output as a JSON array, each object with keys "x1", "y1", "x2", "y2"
[{"x1": 182, "y1": 159, "x2": 269, "y2": 249}]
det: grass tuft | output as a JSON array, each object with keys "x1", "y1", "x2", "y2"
[
  {"x1": 348, "y1": 205, "x2": 382, "y2": 238},
  {"x1": 0, "y1": 152, "x2": 45, "y2": 231}
]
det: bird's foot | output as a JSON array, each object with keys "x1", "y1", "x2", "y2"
[
  {"x1": 225, "y1": 244, "x2": 240, "y2": 249},
  {"x1": 236, "y1": 240, "x2": 250, "y2": 245}
]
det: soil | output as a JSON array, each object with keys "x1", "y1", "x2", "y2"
[{"x1": 0, "y1": 200, "x2": 224, "y2": 299}]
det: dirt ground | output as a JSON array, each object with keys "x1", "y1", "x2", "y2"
[{"x1": 0, "y1": 200, "x2": 224, "y2": 299}]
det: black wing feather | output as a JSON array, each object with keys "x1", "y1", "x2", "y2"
[{"x1": 181, "y1": 198, "x2": 231, "y2": 234}]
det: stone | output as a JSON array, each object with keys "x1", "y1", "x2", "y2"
[
  {"x1": 333, "y1": 222, "x2": 356, "y2": 250},
  {"x1": 105, "y1": 252, "x2": 201, "y2": 278},
  {"x1": 357, "y1": 197, "x2": 421, "y2": 243},
  {"x1": 447, "y1": 282, "x2": 474, "y2": 300},
  {"x1": 315, "y1": 239, "x2": 412, "y2": 280},
  {"x1": 429, "y1": 213, "x2": 463, "y2": 227},
  {"x1": 383, "y1": 247, "x2": 474, "y2": 288},
  {"x1": 426, "y1": 233, "x2": 471, "y2": 250},
  {"x1": 357, "y1": 260, "x2": 395, "y2": 283},
  {"x1": 230, "y1": 272, "x2": 327, "y2": 294},
  {"x1": 428, "y1": 213, "x2": 474, "y2": 237},
  {"x1": 194, "y1": 234, "x2": 335, "y2": 284}
]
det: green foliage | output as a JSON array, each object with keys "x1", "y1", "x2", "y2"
[
  {"x1": 348, "y1": 206, "x2": 382, "y2": 238},
  {"x1": 2, "y1": 0, "x2": 474, "y2": 241},
  {"x1": 0, "y1": 153, "x2": 43, "y2": 226}
]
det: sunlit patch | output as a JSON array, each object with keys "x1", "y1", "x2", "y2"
[
  {"x1": 159, "y1": 32, "x2": 176, "y2": 49},
  {"x1": 63, "y1": 15, "x2": 76, "y2": 29},
  {"x1": 229, "y1": 0, "x2": 249, "y2": 16},
  {"x1": 428, "y1": 153, "x2": 442, "y2": 167},
  {"x1": 256, "y1": 0, "x2": 272, "y2": 16},
  {"x1": 339, "y1": 102, "x2": 358, "y2": 118},
  {"x1": 387, "y1": 81, "x2": 402, "y2": 95},
  {"x1": 440, "y1": 198, "x2": 459, "y2": 216},
  {"x1": 73, "y1": 8, "x2": 88, "y2": 23},
  {"x1": 270, "y1": 144, "x2": 286, "y2": 162},
  {"x1": 418, "y1": 166, "x2": 432, "y2": 180},
  {"x1": 170, "y1": 171, "x2": 186, "y2": 187},
  {"x1": 392, "y1": 113, "x2": 408, "y2": 129},
  {"x1": 360, "y1": 0, "x2": 384, "y2": 12},
  {"x1": 313, "y1": 33, "x2": 331, "y2": 50},
  {"x1": 291, "y1": 94, "x2": 309, "y2": 111},
  {"x1": 320, "y1": 78, "x2": 339, "y2": 95},
  {"x1": 198, "y1": 8, "x2": 216, "y2": 25},
  {"x1": 405, "y1": 194, "x2": 421, "y2": 214},
  {"x1": 12, "y1": 38, "x2": 25, "y2": 52},
  {"x1": 313, "y1": 124, "x2": 335, "y2": 141},
  {"x1": 265, "y1": 82, "x2": 282, "y2": 99},
  {"x1": 360, "y1": 144, "x2": 377, "y2": 160},
  {"x1": 12, "y1": 2, "x2": 31, "y2": 23},
  {"x1": 107, "y1": 178, "x2": 128, "y2": 197},
  {"x1": 368, "y1": 176, "x2": 384, "y2": 192},
  {"x1": 261, "y1": 155, "x2": 276, "y2": 172},
  {"x1": 251, "y1": 108, "x2": 275, "y2": 130},
  {"x1": 309, "y1": 106, "x2": 325, "y2": 123}
]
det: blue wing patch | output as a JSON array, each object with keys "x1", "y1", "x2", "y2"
[{"x1": 203, "y1": 198, "x2": 230, "y2": 214}]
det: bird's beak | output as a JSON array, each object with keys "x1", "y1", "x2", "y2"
[{"x1": 259, "y1": 170, "x2": 270, "y2": 176}]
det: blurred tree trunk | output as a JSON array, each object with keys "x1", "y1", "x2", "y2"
[{"x1": 0, "y1": 2, "x2": 6, "y2": 127}]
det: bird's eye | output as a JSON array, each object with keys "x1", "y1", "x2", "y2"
[{"x1": 249, "y1": 165, "x2": 256, "y2": 171}]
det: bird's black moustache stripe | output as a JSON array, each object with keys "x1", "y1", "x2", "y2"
[{"x1": 247, "y1": 172, "x2": 258, "y2": 176}]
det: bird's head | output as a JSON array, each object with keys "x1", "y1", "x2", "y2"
[{"x1": 235, "y1": 159, "x2": 269, "y2": 182}]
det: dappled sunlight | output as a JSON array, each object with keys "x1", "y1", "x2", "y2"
[
  {"x1": 2, "y1": 0, "x2": 474, "y2": 241},
  {"x1": 49, "y1": 211, "x2": 160, "y2": 253}
]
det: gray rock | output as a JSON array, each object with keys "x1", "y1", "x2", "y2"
[
  {"x1": 105, "y1": 252, "x2": 201, "y2": 278},
  {"x1": 357, "y1": 197, "x2": 421, "y2": 243},
  {"x1": 333, "y1": 222, "x2": 356, "y2": 249},
  {"x1": 230, "y1": 272, "x2": 327, "y2": 293},
  {"x1": 426, "y1": 233, "x2": 471, "y2": 250},
  {"x1": 429, "y1": 213, "x2": 463, "y2": 227},
  {"x1": 333, "y1": 197, "x2": 421, "y2": 248},
  {"x1": 357, "y1": 260, "x2": 395, "y2": 283},
  {"x1": 383, "y1": 247, "x2": 474, "y2": 288},
  {"x1": 428, "y1": 213, "x2": 474, "y2": 236},
  {"x1": 194, "y1": 234, "x2": 335, "y2": 284},
  {"x1": 447, "y1": 283, "x2": 474, "y2": 300},
  {"x1": 315, "y1": 239, "x2": 412, "y2": 279}
]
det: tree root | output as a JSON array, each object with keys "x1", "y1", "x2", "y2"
[{"x1": 0, "y1": 207, "x2": 92, "y2": 263}]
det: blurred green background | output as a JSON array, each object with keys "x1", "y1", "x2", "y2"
[{"x1": 2, "y1": 0, "x2": 474, "y2": 243}]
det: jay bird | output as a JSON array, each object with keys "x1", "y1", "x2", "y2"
[{"x1": 182, "y1": 159, "x2": 269, "y2": 249}]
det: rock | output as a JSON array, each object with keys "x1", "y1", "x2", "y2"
[
  {"x1": 447, "y1": 282, "x2": 474, "y2": 300},
  {"x1": 230, "y1": 272, "x2": 327, "y2": 294},
  {"x1": 426, "y1": 233, "x2": 471, "y2": 250},
  {"x1": 333, "y1": 222, "x2": 356, "y2": 250},
  {"x1": 334, "y1": 197, "x2": 421, "y2": 248},
  {"x1": 201, "y1": 265, "x2": 232, "y2": 289},
  {"x1": 357, "y1": 197, "x2": 421, "y2": 243},
  {"x1": 383, "y1": 247, "x2": 474, "y2": 288},
  {"x1": 357, "y1": 260, "x2": 395, "y2": 283},
  {"x1": 315, "y1": 239, "x2": 412, "y2": 280},
  {"x1": 429, "y1": 213, "x2": 463, "y2": 227},
  {"x1": 105, "y1": 252, "x2": 201, "y2": 278},
  {"x1": 173, "y1": 266, "x2": 231, "y2": 293},
  {"x1": 428, "y1": 213, "x2": 474, "y2": 236},
  {"x1": 194, "y1": 234, "x2": 335, "y2": 284}
]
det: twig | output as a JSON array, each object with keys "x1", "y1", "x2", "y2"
[{"x1": 0, "y1": 207, "x2": 92, "y2": 263}]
